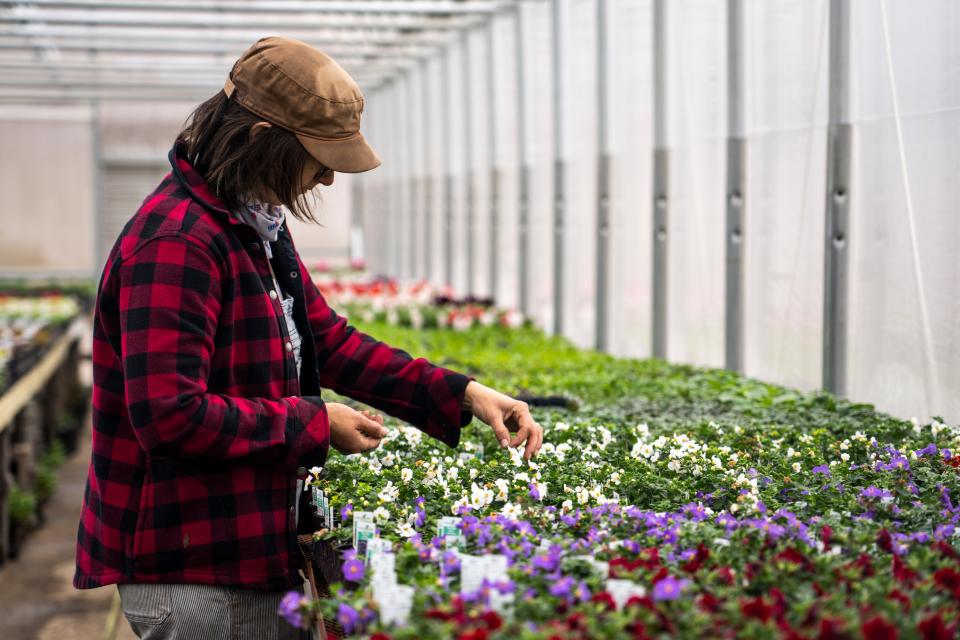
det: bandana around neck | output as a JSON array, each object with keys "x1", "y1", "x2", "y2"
[{"x1": 236, "y1": 200, "x2": 285, "y2": 243}]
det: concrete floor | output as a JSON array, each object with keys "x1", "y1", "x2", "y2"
[{"x1": 0, "y1": 411, "x2": 137, "y2": 640}]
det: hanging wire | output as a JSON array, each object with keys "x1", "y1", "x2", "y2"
[{"x1": 878, "y1": 0, "x2": 940, "y2": 417}]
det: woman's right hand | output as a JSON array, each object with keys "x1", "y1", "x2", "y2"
[{"x1": 326, "y1": 403, "x2": 387, "y2": 454}]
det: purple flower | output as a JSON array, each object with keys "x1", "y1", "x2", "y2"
[
  {"x1": 277, "y1": 591, "x2": 305, "y2": 629},
  {"x1": 342, "y1": 557, "x2": 365, "y2": 582},
  {"x1": 549, "y1": 576, "x2": 574, "y2": 600},
  {"x1": 860, "y1": 486, "x2": 892, "y2": 500},
  {"x1": 337, "y1": 603, "x2": 359, "y2": 635},
  {"x1": 442, "y1": 550, "x2": 461, "y2": 573},
  {"x1": 652, "y1": 576, "x2": 690, "y2": 601},
  {"x1": 573, "y1": 580, "x2": 591, "y2": 603},
  {"x1": 340, "y1": 503, "x2": 353, "y2": 522},
  {"x1": 916, "y1": 443, "x2": 938, "y2": 457},
  {"x1": 812, "y1": 465, "x2": 831, "y2": 476},
  {"x1": 528, "y1": 482, "x2": 542, "y2": 501}
]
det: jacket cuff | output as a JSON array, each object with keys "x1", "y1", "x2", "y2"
[{"x1": 286, "y1": 396, "x2": 330, "y2": 469}]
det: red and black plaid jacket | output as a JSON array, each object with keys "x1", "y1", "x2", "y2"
[{"x1": 74, "y1": 141, "x2": 473, "y2": 590}]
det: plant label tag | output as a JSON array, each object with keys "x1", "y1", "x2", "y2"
[
  {"x1": 366, "y1": 537, "x2": 392, "y2": 563},
  {"x1": 438, "y1": 516, "x2": 464, "y2": 549},
  {"x1": 354, "y1": 521, "x2": 376, "y2": 554},
  {"x1": 377, "y1": 584, "x2": 414, "y2": 626},
  {"x1": 370, "y1": 550, "x2": 397, "y2": 587},
  {"x1": 459, "y1": 553, "x2": 485, "y2": 594}
]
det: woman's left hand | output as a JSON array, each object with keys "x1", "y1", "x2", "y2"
[{"x1": 463, "y1": 381, "x2": 544, "y2": 460}]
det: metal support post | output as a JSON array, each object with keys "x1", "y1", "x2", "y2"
[
  {"x1": 595, "y1": 0, "x2": 611, "y2": 351},
  {"x1": 407, "y1": 71, "x2": 419, "y2": 279},
  {"x1": 514, "y1": 2, "x2": 530, "y2": 315},
  {"x1": 651, "y1": 0, "x2": 669, "y2": 359},
  {"x1": 442, "y1": 47, "x2": 455, "y2": 288},
  {"x1": 551, "y1": 0, "x2": 566, "y2": 336},
  {"x1": 462, "y1": 31, "x2": 476, "y2": 294},
  {"x1": 421, "y1": 59, "x2": 433, "y2": 281},
  {"x1": 725, "y1": 0, "x2": 746, "y2": 372},
  {"x1": 487, "y1": 17, "x2": 500, "y2": 300},
  {"x1": 822, "y1": 0, "x2": 851, "y2": 396}
]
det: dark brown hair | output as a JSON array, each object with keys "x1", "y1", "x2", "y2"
[{"x1": 177, "y1": 91, "x2": 321, "y2": 223}]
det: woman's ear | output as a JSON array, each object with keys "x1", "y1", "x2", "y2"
[{"x1": 249, "y1": 121, "x2": 273, "y2": 140}]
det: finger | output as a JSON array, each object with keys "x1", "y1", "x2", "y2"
[
  {"x1": 530, "y1": 424, "x2": 544, "y2": 458},
  {"x1": 358, "y1": 414, "x2": 389, "y2": 439},
  {"x1": 361, "y1": 435, "x2": 383, "y2": 452},
  {"x1": 509, "y1": 422, "x2": 531, "y2": 450},
  {"x1": 489, "y1": 413, "x2": 511, "y2": 449}
]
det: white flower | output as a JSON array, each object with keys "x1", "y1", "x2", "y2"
[
  {"x1": 561, "y1": 500, "x2": 574, "y2": 513},
  {"x1": 446, "y1": 467, "x2": 460, "y2": 482},
  {"x1": 397, "y1": 522, "x2": 417, "y2": 538},
  {"x1": 841, "y1": 452, "x2": 850, "y2": 462},
  {"x1": 531, "y1": 480, "x2": 548, "y2": 500},
  {"x1": 469, "y1": 468, "x2": 479, "y2": 480},
  {"x1": 501, "y1": 503, "x2": 522, "y2": 520},
  {"x1": 792, "y1": 462, "x2": 802, "y2": 473},
  {"x1": 509, "y1": 447, "x2": 525, "y2": 467},
  {"x1": 309, "y1": 466, "x2": 323, "y2": 476},
  {"x1": 470, "y1": 482, "x2": 494, "y2": 510},
  {"x1": 378, "y1": 481, "x2": 399, "y2": 503},
  {"x1": 381, "y1": 452, "x2": 396, "y2": 468},
  {"x1": 576, "y1": 486, "x2": 590, "y2": 505},
  {"x1": 513, "y1": 472, "x2": 531, "y2": 484},
  {"x1": 373, "y1": 506, "x2": 391, "y2": 523},
  {"x1": 494, "y1": 479, "x2": 510, "y2": 501},
  {"x1": 400, "y1": 468, "x2": 413, "y2": 484},
  {"x1": 667, "y1": 460, "x2": 681, "y2": 472}
]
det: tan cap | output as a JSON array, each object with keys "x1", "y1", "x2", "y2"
[{"x1": 224, "y1": 36, "x2": 381, "y2": 174}]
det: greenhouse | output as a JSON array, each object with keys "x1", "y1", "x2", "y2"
[{"x1": 0, "y1": 1, "x2": 958, "y2": 639}]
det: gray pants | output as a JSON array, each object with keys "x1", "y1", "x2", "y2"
[{"x1": 118, "y1": 583, "x2": 310, "y2": 640}]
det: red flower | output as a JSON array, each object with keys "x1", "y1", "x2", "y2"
[
  {"x1": 625, "y1": 595, "x2": 656, "y2": 611},
  {"x1": 683, "y1": 543, "x2": 710, "y2": 573},
  {"x1": 887, "y1": 589, "x2": 911, "y2": 611},
  {"x1": 740, "y1": 596, "x2": 773, "y2": 623},
  {"x1": 918, "y1": 613, "x2": 954, "y2": 640},
  {"x1": 698, "y1": 592, "x2": 720, "y2": 613},
  {"x1": 862, "y1": 616, "x2": 898, "y2": 640},
  {"x1": 817, "y1": 617, "x2": 847, "y2": 640},
  {"x1": 458, "y1": 630, "x2": 488, "y2": 640},
  {"x1": 932, "y1": 540, "x2": 959, "y2": 560},
  {"x1": 717, "y1": 566, "x2": 735, "y2": 585},
  {"x1": 591, "y1": 591, "x2": 617, "y2": 612},
  {"x1": 852, "y1": 553, "x2": 876, "y2": 577},
  {"x1": 876, "y1": 529, "x2": 894, "y2": 554},
  {"x1": 821, "y1": 525, "x2": 834, "y2": 547},
  {"x1": 891, "y1": 555, "x2": 918, "y2": 586},
  {"x1": 775, "y1": 547, "x2": 813, "y2": 571},
  {"x1": 370, "y1": 634, "x2": 392, "y2": 640},
  {"x1": 933, "y1": 567, "x2": 960, "y2": 593},
  {"x1": 479, "y1": 610, "x2": 503, "y2": 631},
  {"x1": 565, "y1": 612, "x2": 586, "y2": 630}
]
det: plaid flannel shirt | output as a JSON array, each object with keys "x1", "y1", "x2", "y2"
[{"x1": 74, "y1": 141, "x2": 473, "y2": 590}]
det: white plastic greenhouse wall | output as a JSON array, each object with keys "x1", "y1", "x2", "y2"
[
  {"x1": 357, "y1": 0, "x2": 960, "y2": 426},
  {"x1": 0, "y1": 0, "x2": 956, "y2": 426}
]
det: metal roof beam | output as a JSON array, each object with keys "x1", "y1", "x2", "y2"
[
  {"x1": 14, "y1": 0, "x2": 509, "y2": 15},
  {"x1": 2, "y1": 7, "x2": 489, "y2": 29}
]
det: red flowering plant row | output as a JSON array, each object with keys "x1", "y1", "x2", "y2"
[
  {"x1": 278, "y1": 322, "x2": 960, "y2": 639},
  {"x1": 309, "y1": 269, "x2": 526, "y2": 331}
]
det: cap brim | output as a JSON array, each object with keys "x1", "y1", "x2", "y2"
[{"x1": 295, "y1": 131, "x2": 382, "y2": 174}]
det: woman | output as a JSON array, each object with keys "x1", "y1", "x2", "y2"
[{"x1": 74, "y1": 36, "x2": 543, "y2": 639}]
